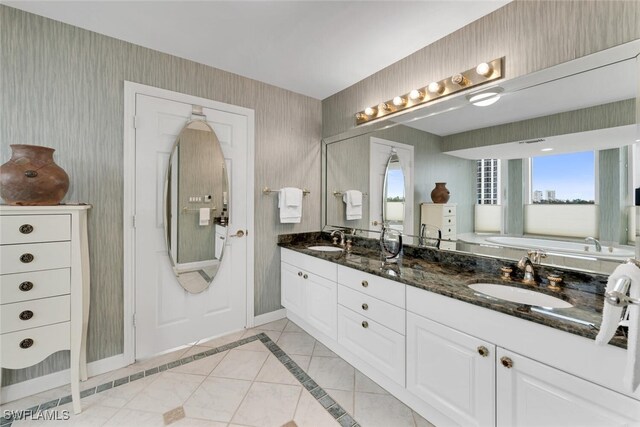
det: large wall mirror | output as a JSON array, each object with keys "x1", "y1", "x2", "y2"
[
  {"x1": 164, "y1": 119, "x2": 229, "y2": 293},
  {"x1": 323, "y1": 40, "x2": 639, "y2": 273}
]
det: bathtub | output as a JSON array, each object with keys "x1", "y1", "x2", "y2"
[{"x1": 484, "y1": 236, "x2": 635, "y2": 261}]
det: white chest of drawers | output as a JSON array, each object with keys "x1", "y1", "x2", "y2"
[
  {"x1": 0, "y1": 205, "x2": 91, "y2": 414},
  {"x1": 420, "y1": 203, "x2": 456, "y2": 250}
]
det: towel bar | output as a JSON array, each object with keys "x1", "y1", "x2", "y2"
[
  {"x1": 333, "y1": 191, "x2": 368, "y2": 197},
  {"x1": 182, "y1": 206, "x2": 217, "y2": 213},
  {"x1": 262, "y1": 187, "x2": 310, "y2": 195}
]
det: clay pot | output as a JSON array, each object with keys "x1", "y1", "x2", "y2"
[
  {"x1": 430, "y1": 182, "x2": 450, "y2": 204},
  {"x1": 0, "y1": 145, "x2": 69, "y2": 205}
]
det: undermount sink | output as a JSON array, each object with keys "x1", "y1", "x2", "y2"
[
  {"x1": 307, "y1": 245, "x2": 343, "y2": 252},
  {"x1": 469, "y1": 283, "x2": 572, "y2": 309}
]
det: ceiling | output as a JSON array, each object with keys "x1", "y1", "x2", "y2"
[{"x1": 3, "y1": 1, "x2": 510, "y2": 100}]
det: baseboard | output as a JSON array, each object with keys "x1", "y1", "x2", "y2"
[
  {"x1": 253, "y1": 308, "x2": 287, "y2": 327},
  {"x1": 1, "y1": 353, "x2": 128, "y2": 404}
]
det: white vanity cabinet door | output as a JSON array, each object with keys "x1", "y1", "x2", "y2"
[
  {"x1": 496, "y1": 348, "x2": 640, "y2": 427},
  {"x1": 305, "y1": 272, "x2": 337, "y2": 340},
  {"x1": 281, "y1": 262, "x2": 306, "y2": 316},
  {"x1": 406, "y1": 312, "x2": 495, "y2": 427}
]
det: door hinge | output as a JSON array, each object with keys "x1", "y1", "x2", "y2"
[
  {"x1": 132, "y1": 215, "x2": 137, "y2": 228},
  {"x1": 132, "y1": 313, "x2": 136, "y2": 327},
  {"x1": 133, "y1": 116, "x2": 139, "y2": 129}
]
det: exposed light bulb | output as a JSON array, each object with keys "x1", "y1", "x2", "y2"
[
  {"x1": 355, "y1": 112, "x2": 366, "y2": 120},
  {"x1": 392, "y1": 96, "x2": 406, "y2": 107},
  {"x1": 476, "y1": 62, "x2": 493, "y2": 77},
  {"x1": 409, "y1": 89, "x2": 423, "y2": 101},
  {"x1": 364, "y1": 106, "x2": 377, "y2": 116},
  {"x1": 451, "y1": 73, "x2": 468, "y2": 86},
  {"x1": 427, "y1": 82, "x2": 443, "y2": 95},
  {"x1": 378, "y1": 102, "x2": 390, "y2": 112}
]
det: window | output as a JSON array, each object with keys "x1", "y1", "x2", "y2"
[
  {"x1": 476, "y1": 159, "x2": 500, "y2": 204},
  {"x1": 530, "y1": 151, "x2": 595, "y2": 204}
]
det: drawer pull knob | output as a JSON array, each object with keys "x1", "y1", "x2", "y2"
[
  {"x1": 19, "y1": 338, "x2": 34, "y2": 349},
  {"x1": 19, "y1": 281, "x2": 34, "y2": 292},
  {"x1": 477, "y1": 346, "x2": 489, "y2": 357},
  {"x1": 19, "y1": 224, "x2": 34, "y2": 234},
  {"x1": 298, "y1": 271, "x2": 303, "y2": 277},
  {"x1": 20, "y1": 253, "x2": 34, "y2": 263},
  {"x1": 362, "y1": 321, "x2": 369, "y2": 328},
  {"x1": 362, "y1": 280, "x2": 368, "y2": 288},
  {"x1": 303, "y1": 274, "x2": 308, "y2": 279},
  {"x1": 500, "y1": 356, "x2": 513, "y2": 369},
  {"x1": 362, "y1": 303, "x2": 369, "y2": 311},
  {"x1": 19, "y1": 310, "x2": 34, "y2": 321}
]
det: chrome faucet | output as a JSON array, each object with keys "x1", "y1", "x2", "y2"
[
  {"x1": 331, "y1": 229, "x2": 345, "y2": 247},
  {"x1": 517, "y1": 256, "x2": 537, "y2": 285},
  {"x1": 585, "y1": 237, "x2": 602, "y2": 252}
]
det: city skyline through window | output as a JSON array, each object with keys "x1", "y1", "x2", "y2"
[{"x1": 531, "y1": 151, "x2": 595, "y2": 204}]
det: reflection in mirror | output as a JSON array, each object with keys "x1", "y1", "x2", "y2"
[
  {"x1": 383, "y1": 151, "x2": 406, "y2": 232},
  {"x1": 164, "y1": 119, "x2": 229, "y2": 293},
  {"x1": 323, "y1": 41, "x2": 639, "y2": 273}
]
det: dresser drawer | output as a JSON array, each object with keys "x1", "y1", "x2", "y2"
[
  {"x1": 1, "y1": 295, "x2": 70, "y2": 334},
  {"x1": 338, "y1": 285, "x2": 405, "y2": 335},
  {"x1": 337, "y1": 305, "x2": 405, "y2": 386},
  {"x1": 0, "y1": 269, "x2": 71, "y2": 304},
  {"x1": 0, "y1": 241, "x2": 71, "y2": 274},
  {"x1": 1, "y1": 322, "x2": 71, "y2": 369},
  {"x1": 441, "y1": 224, "x2": 456, "y2": 238},
  {"x1": 337, "y1": 265, "x2": 405, "y2": 308},
  {"x1": 281, "y1": 248, "x2": 338, "y2": 282},
  {"x1": 0, "y1": 214, "x2": 70, "y2": 244}
]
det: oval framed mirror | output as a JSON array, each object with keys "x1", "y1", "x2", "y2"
[
  {"x1": 164, "y1": 118, "x2": 229, "y2": 293},
  {"x1": 382, "y1": 150, "x2": 406, "y2": 233}
]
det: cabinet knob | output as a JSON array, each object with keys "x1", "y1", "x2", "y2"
[
  {"x1": 19, "y1": 310, "x2": 34, "y2": 321},
  {"x1": 361, "y1": 303, "x2": 369, "y2": 311},
  {"x1": 19, "y1": 224, "x2": 34, "y2": 234},
  {"x1": 362, "y1": 280, "x2": 368, "y2": 288},
  {"x1": 20, "y1": 253, "x2": 34, "y2": 263},
  {"x1": 361, "y1": 321, "x2": 369, "y2": 328},
  {"x1": 477, "y1": 346, "x2": 489, "y2": 357},
  {"x1": 298, "y1": 271, "x2": 303, "y2": 277},
  {"x1": 19, "y1": 338, "x2": 34, "y2": 349},
  {"x1": 372, "y1": 221, "x2": 379, "y2": 226},
  {"x1": 19, "y1": 281, "x2": 34, "y2": 292},
  {"x1": 303, "y1": 274, "x2": 308, "y2": 279},
  {"x1": 500, "y1": 356, "x2": 513, "y2": 369}
]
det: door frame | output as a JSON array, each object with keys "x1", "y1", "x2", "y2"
[{"x1": 123, "y1": 81, "x2": 255, "y2": 365}]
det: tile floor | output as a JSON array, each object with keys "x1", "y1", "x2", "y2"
[{"x1": 1, "y1": 319, "x2": 435, "y2": 427}]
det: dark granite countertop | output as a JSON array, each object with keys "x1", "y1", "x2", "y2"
[{"x1": 278, "y1": 232, "x2": 627, "y2": 350}]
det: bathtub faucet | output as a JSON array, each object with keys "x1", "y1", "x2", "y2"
[{"x1": 585, "y1": 237, "x2": 602, "y2": 252}]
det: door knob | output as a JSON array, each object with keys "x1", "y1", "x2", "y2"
[
  {"x1": 230, "y1": 230, "x2": 245, "y2": 238},
  {"x1": 372, "y1": 221, "x2": 379, "y2": 226}
]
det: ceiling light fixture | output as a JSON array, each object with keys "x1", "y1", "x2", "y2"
[
  {"x1": 467, "y1": 87, "x2": 504, "y2": 107},
  {"x1": 354, "y1": 57, "x2": 504, "y2": 125},
  {"x1": 541, "y1": 148, "x2": 554, "y2": 152}
]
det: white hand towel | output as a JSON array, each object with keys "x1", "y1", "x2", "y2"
[
  {"x1": 342, "y1": 190, "x2": 363, "y2": 220},
  {"x1": 595, "y1": 262, "x2": 640, "y2": 392},
  {"x1": 278, "y1": 188, "x2": 303, "y2": 223},
  {"x1": 199, "y1": 208, "x2": 210, "y2": 226}
]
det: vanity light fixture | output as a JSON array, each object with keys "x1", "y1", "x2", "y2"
[
  {"x1": 409, "y1": 89, "x2": 424, "y2": 101},
  {"x1": 467, "y1": 87, "x2": 504, "y2": 107},
  {"x1": 355, "y1": 57, "x2": 504, "y2": 125},
  {"x1": 427, "y1": 81, "x2": 444, "y2": 95},
  {"x1": 392, "y1": 96, "x2": 406, "y2": 107}
]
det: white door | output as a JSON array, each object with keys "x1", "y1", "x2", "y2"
[
  {"x1": 369, "y1": 137, "x2": 414, "y2": 240},
  {"x1": 496, "y1": 348, "x2": 640, "y2": 427},
  {"x1": 134, "y1": 94, "x2": 249, "y2": 359},
  {"x1": 406, "y1": 312, "x2": 495, "y2": 427}
]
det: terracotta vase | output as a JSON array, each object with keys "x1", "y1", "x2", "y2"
[
  {"x1": 430, "y1": 182, "x2": 450, "y2": 204},
  {"x1": 0, "y1": 144, "x2": 69, "y2": 206}
]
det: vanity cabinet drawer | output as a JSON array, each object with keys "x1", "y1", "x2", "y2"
[
  {"x1": 338, "y1": 265, "x2": 405, "y2": 308},
  {"x1": 0, "y1": 214, "x2": 70, "y2": 245},
  {"x1": 337, "y1": 305, "x2": 405, "y2": 386},
  {"x1": 1, "y1": 295, "x2": 70, "y2": 334},
  {"x1": 338, "y1": 285, "x2": 405, "y2": 335},
  {"x1": 281, "y1": 248, "x2": 337, "y2": 282},
  {"x1": 0, "y1": 241, "x2": 71, "y2": 274},
  {"x1": 0, "y1": 269, "x2": 71, "y2": 304},
  {"x1": 1, "y1": 322, "x2": 71, "y2": 370}
]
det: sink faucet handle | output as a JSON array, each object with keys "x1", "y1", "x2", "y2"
[{"x1": 527, "y1": 249, "x2": 547, "y2": 264}]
